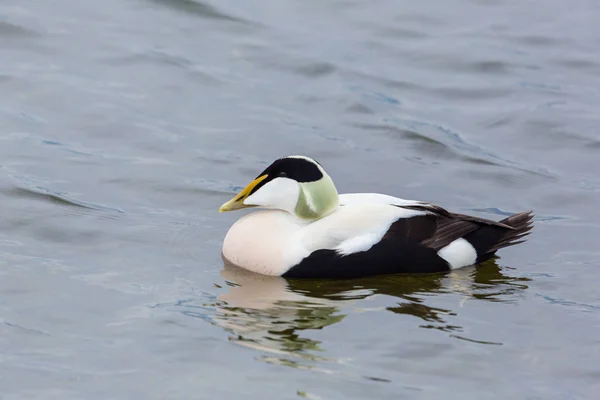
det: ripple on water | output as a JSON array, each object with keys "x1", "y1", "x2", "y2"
[
  {"x1": 554, "y1": 57, "x2": 600, "y2": 75},
  {"x1": 509, "y1": 34, "x2": 575, "y2": 48},
  {"x1": 535, "y1": 293, "x2": 600, "y2": 313},
  {"x1": 344, "y1": 102, "x2": 375, "y2": 115},
  {"x1": 1, "y1": 319, "x2": 52, "y2": 337},
  {"x1": 4, "y1": 185, "x2": 124, "y2": 215},
  {"x1": 237, "y1": 44, "x2": 338, "y2": 79},
  {"x1": 290, "y1": 62, "x2": 337, "y2": 78},
  {"x1": 352, "y1": 122, "x2": 505, "y2": 167},
  {"x1": 407, "y1": 50, "x2": 523, "y2": 77},
  {"x1": 523, "y1": 119, "x2": 600, "y2": 150},
  {"x1": 0, "y1": 21, "x2": 39, "y2": 38},
  {"x1": 380, "y1": 117, "x2": 556, "y2": 179},
  {"x1": 363, "y1": 24, "x2": 432, "y2": 40},
  {"x1": 433, "y1": 86, "x2": 513, "y2": 101},
  {"x1": 144, "y1": 0, "x2": 259, "y2": 26},
  {"x1": 101, "y1": 50, "x2": 222, "y2": 85},
  {"x1": 345, "y1": 70, "x2": 427, "y2": 93}
]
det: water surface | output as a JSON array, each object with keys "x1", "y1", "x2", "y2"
[{"x1": 1, "y1": 0, "x2": 599, "y2": 399}]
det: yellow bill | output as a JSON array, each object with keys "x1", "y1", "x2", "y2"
[{"x1": 219, "y1": 174, "x2": 268, "y2": 212}]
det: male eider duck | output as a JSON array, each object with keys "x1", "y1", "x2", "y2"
[{"x1": 219, "y1": 155, "x2": 533, "y2": 279}]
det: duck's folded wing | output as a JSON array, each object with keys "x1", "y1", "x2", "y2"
[
  {"x1": 388, "y1": 203, "x2": 532, "y2": 254},
  {"x1": 387, "y1": 207, "x2": 514, "y2": 251}
]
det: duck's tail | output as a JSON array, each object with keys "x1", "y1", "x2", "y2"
[
  {"x1": 494, "y1": 211, "x2": 535, "y2": 250},
  {"x1": 463, "y1": 211, "x2": 534, "y2": 264}
]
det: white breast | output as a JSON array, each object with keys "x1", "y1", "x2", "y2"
[{"x1": 221, "y1": 210, "x2": 308, "y2": 276}]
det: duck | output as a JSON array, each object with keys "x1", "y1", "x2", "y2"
[{"x1": 218, "y1": 155, "x2": 534, "y2": 279}]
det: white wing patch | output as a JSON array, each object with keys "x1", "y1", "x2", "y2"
[
  {"x1": 335, "y1": 233, "x2": 383, "y2": 256},
  {"x1": 437, "y1": 238, "x2": 477, "y2": 270}
]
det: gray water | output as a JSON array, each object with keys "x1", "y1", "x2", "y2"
[{"x1": 1, "y1": 0, "x2": 599, "y2": 399}]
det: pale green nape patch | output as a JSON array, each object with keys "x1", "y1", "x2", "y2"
[{"x1": 295, "y1": 174, "x2": 339, "y2": 220}]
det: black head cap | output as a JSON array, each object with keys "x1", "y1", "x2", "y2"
[
  {"x1": 258, "y1": 156, "x2": 323, "y2": 182},
  {"x1": 248, "y1": 156, "x2": 324, "y2": 196}
]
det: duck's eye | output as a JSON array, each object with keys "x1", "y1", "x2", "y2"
[{"x1": 279, "y1": 171, "x2": 288, "y2": 178}]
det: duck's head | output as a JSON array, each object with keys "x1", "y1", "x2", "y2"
[{"x1": 219, "y1": 155, "x2": 339, "y2": 220}]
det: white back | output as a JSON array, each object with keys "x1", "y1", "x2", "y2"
[{"x1": 339, "y1": 193, "x2": 422, "y2": 207}]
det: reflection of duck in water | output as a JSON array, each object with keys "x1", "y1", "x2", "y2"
[
  {"x1": 218, "y1": 155, "x2": 534, "y2": 279},
  {"x1": 211, "y1": 260, "x2": 530, "y2": 360}
]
